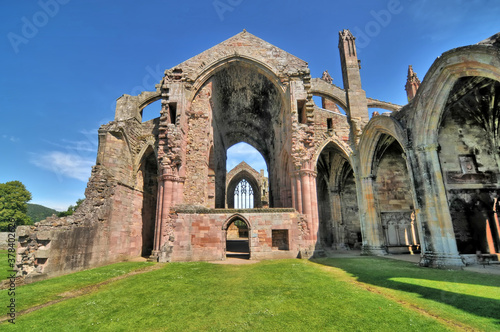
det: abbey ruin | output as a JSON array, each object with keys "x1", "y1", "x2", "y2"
[{"x1": 16, "y1": 29, "x2": 500, "y2": 281}]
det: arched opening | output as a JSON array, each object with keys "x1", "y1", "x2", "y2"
[
  {"x1": 136, "y1": 149, "x2": 158, "y2": 257},
  {"x1": 207, "y1": 61, "x2": 284, "y2": 208},
  {"x1": 313, "y1": 94, "x2": 347, "y2": 116},
  {"x1": 372, "y1": 135, "x2": 419, "y2": 254},
  {"x1": 140, "y1": 99, "x2": 162, "y2": 123},
  {"x1": 224, "y1": 217, "x2": 250, "y2": 259},
  {"x1": 233, "y1": 179, "x2": 254, "y2": 208},
  {"x1": 226, "y1": 142, "x2": 268, "y2": 208},
  {"x1": 438, "y1": 76, "x2": 500, "y2": 255},
  {"x1": 316, "y1": 142, "x2": 359, "y2": 249}
]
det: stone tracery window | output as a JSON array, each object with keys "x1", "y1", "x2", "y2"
[{"x1": 234, "y1": 179, "x2": 254, "y2": 209}]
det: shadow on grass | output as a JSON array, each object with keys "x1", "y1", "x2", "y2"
[{"x1": 312, "y1": 257, "x2": 500, "y2": 325}]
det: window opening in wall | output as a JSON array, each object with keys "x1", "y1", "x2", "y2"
[
  {"x1": 327, "y1": 118, "x2": 333, "y2": 131},
  {"x1": 226, "y1": 219, "x2": 250, "y2": 259},
  {"x1": 234, "y1": 179, "x2": 254, "y2": 209},
  {"x1": 141, "y1": 100, "x2": 162, "y2": 122},
  {"x1": 297, "y1": 99, "x2": 307, "y2": 124},
  {"x1": 169, "y1": 102, "x2": 177, "y2": 124},
  {"x1": 272, "y1": 229, "x2": 289, "y2": 250}
]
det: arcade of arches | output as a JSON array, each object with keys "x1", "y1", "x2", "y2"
[{"x1": 16, "y1": 30, "x2": 500, "y2": 281}]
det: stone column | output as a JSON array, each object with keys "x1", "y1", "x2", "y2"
[
  {"x1": 331, "y1": 189, "x2": 344, "y2": 248},
  {"x1": 295, "y1": 173, "x2": 303, "y2": 214},
  {"x1": 300, "y1": 169, "x2": 320, "y2": 249},
  {"x1": 152, "y1": 180, "x2": 164, "y2": 257},
  {"x1": 359, "y1": 175, "x2": 387, "y2": 255},
  {"x1": 151, "y1": 170, "x2": 185, "y2": 260},
  {"x1": 415, "y1": 144, "x2": 463, "y2": 268}
]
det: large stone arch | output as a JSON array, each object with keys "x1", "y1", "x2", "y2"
[
  {"x1": 310, "y1": 78, "x2": 348, "y2": 111},
  {"x1": 357, "y1": 116, "x2": 416, "y2": 254},
  {"x1": 409, "y1": 43, "x2": 500, "y2": 267},
  {"x1": 358, "y1": 115, "x2": 408, "y2": 176},
  {"x1": 366, "y1": 98, "x2": 401, "y2": 112},
  {"x1": 184, "y1": 54, "x2": 288, "y2": 209},
  {"x1": 413, "y1": 47, "x2": 500, "y2": 148},
  {"x1": 135, "y1": 145, "x2": 159, "y2": 258},
  {"x1": 437, "y1": 76, "x2": 500, "y2": 257},
  {"x1": 314, "y1": 137, "x2": 353, "y2": 167},
  {"x1": 315, "y1": 140, "x2": 360, "y2": 249}
]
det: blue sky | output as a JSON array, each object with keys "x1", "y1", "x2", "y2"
[{"x1": 1, "y1": 0, "x2": 498, "y2": 210}]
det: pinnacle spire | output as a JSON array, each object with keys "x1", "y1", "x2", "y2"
[{"x1": 405, "y1": 65, "x2": 421, "y2": 101}]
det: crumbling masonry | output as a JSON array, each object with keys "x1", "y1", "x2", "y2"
[{"x1": 16, "y1": 30, "x2": 500, "y2": 281}]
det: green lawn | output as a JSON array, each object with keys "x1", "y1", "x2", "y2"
[
  {"x1": 0, "y1": 260, "x2": 154, "y2": 313},
  {"x1": 2, "y1": 257, "x2": 499, "y2": 331},
  {"x1": 314, "y1": 257, "x2": 500, "y2": 331},
  {"x1": 1, "y1": 256, "x2": 499, "y2": 331},
  {"x1": 0, "y1": 250, "x2": 11, "y2": 280}
]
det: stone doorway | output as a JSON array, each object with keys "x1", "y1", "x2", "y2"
[
  {"x1": 138, "y1": 150, "x2": 158, "y2": 258},
  {"x1": 225, "y1": 217, "x2": 250, "y2": 259}
]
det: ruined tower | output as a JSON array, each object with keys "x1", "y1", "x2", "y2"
[{"x1": 338, "y1": 29, "x2": 369, "y2": 124}]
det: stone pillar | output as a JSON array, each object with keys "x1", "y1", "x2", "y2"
[
  {"x1": 359, "y1": 175, "x2": 387, "y2": 255},
  {"x1": 300, "y1": 169, "x2": 320, "y2": 251},
  {"x1": 151, "y1": 171, "x2": 185, "y2": 260},
  {"x1": 151, "y1": 180, "x2": 164, "y2": 257},
  {"x1": 295, "y1": 173, "x2": 303, "y2": 214},
  {"x1": 331, "y1": 189, "x2": 346, "y2": 249},
  {"x1": 415, "y1": 144, "x2": 463, "y2": 268},
  {"x1": 309, "y1": 171, "x2": 320, "y2": 243}
]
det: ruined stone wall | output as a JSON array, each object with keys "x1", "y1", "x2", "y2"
[
  {"x1": 17, "y1": 113, "x2": 161, "y2": 281},
  {"x1": 183, "y1": 82, "x2": 213, "y2": 206},
  {"x1": 0, "y1": 233, "x2": 9, "y2": 250},
  {"x1": 438, "y1": 99, "x2": 500, "y2": 254},
  {"x1": 168, "y1": 208, "x2": 307, "y2": 261},
  {"x1": 16, "y1": 166, "x2": 146, "y2": 281},
  {"x1": 374, "y1": 144, "x2": 413, "y2": 212},
  {"x1": 340, "y1": 174, "x2": 361, "y2": 248}
]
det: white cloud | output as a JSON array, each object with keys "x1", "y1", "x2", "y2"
[
  {"x1": 43, "y1": 139, "x2": 97, "y2": 153},
  {"x1": 2, "y1": 134, "x2": 19, "y2": 143},
  {"x1": 30, "y1": 151, "x2": 94, "y2": 182}
]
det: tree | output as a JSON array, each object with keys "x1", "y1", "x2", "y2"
[
  {"x1": 0, "y1": 181, "x2": 32, "y2": 231},
  {"x1": 57, "y1": 198, "x2": 84, "y2": 217}
]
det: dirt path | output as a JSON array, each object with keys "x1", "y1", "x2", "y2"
[{"x1": 0, "y1": 263, "x2": 164, "y2": 323}]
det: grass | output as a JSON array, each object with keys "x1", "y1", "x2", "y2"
[
  {"x1": 0, "y1": 250, "x2": 11, "y2": 280},
  {"x1": 0, "y1": 260, "x2": 154, "y2": 312},
  {"x1": 314, "y1": 257, "x2": 500, "y2": 331},
  {"x1": 1, "y1": 256, "x2": 499, "y2": 331}
]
